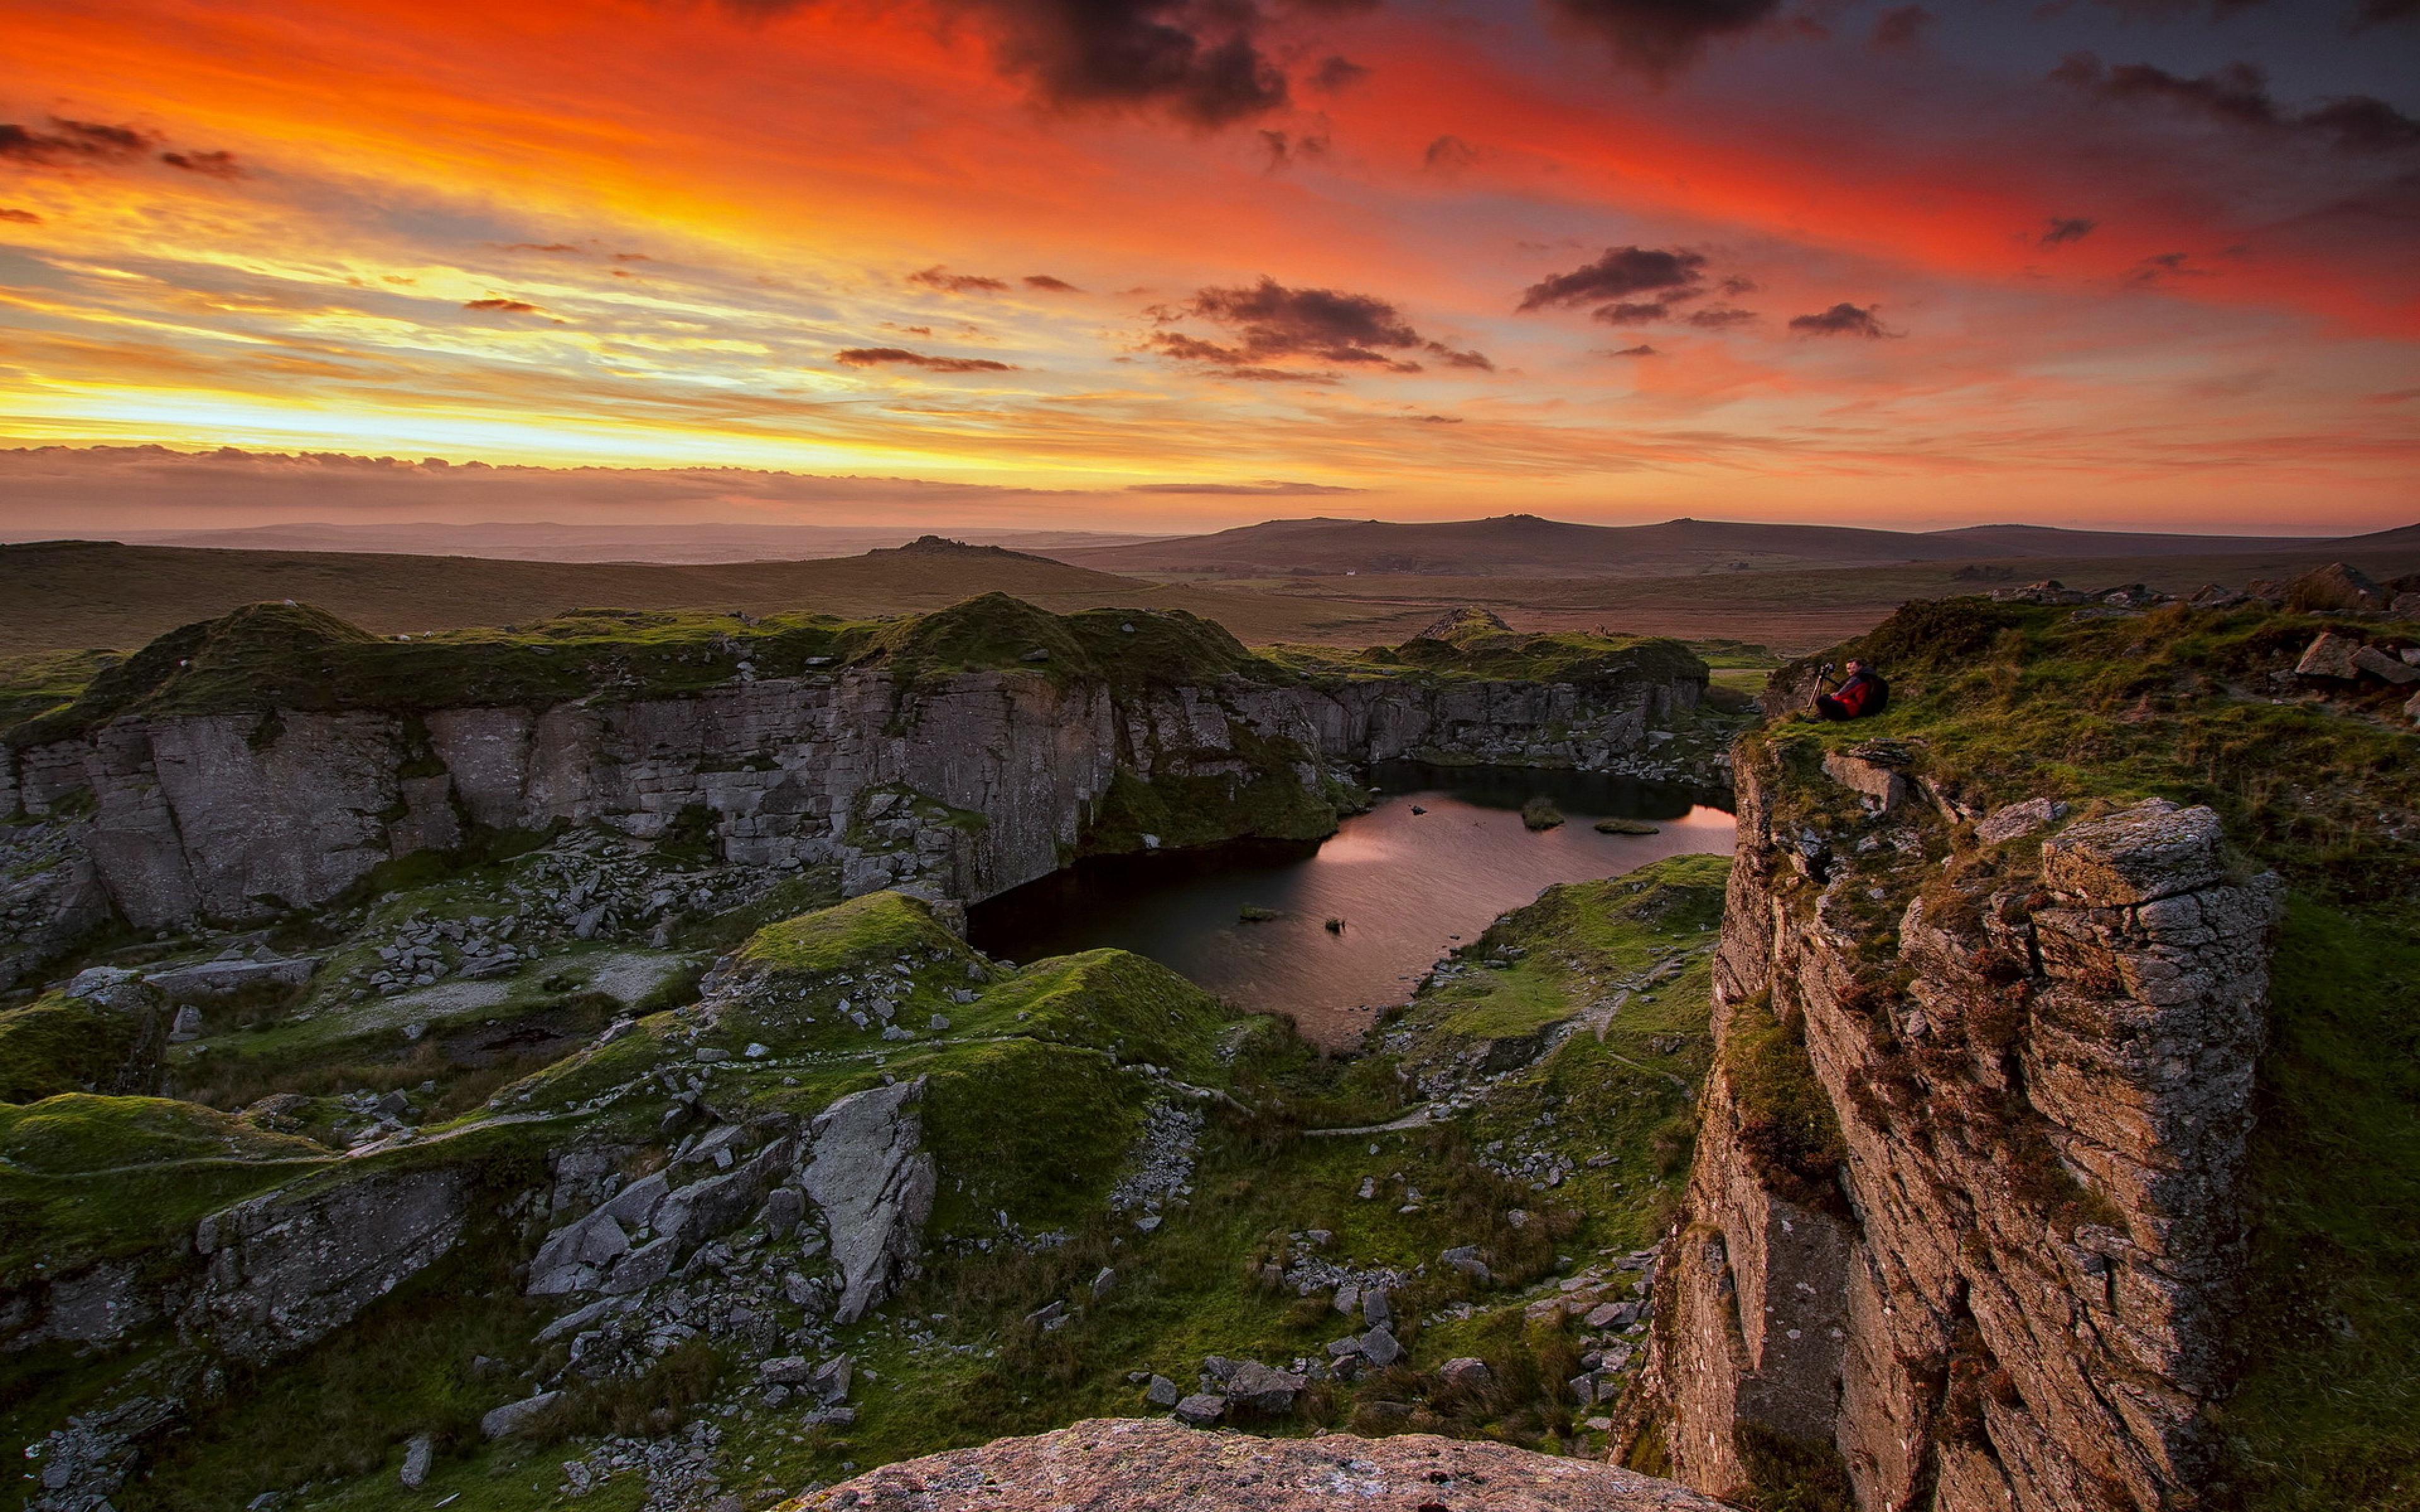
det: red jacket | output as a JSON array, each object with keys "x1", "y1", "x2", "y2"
[{"x1": 1831, "y1": 672, "x2": 1879, "y2": 717}]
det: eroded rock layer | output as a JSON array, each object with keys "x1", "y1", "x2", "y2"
[{"x1": 1627, "y1": 741, "x2": 2281, "y2": 1512}]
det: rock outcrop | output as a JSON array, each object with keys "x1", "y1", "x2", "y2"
[
  {"x1": 782, "y1": 1418, "x2": 1731, "y2": 1511},
  {"x1": 1626, "y1": 735, "x2": 2282, "y2": 1511},
  {"x1": 0, "y1": 599, "x2": 1714, "y2": 966}
]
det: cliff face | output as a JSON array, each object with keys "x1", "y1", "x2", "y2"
[
  {"x1": 1631, "y1": 741, "x2": 2280, "y2": 1512},
  {"x1": 0, "y1": 604, "x2": 1712, "y2": 970}
]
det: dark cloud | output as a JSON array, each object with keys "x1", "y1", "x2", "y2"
[
  {"x1": 1611, "y1": 344, "x2": 1658, "y2": 355},
  {"x1": 1425, "y1": 341, "x2": 1495, "y2": 370},
  {"x1": 0, "y1": 118, "x2": 156, "y2": 167},
  {"x1": 160, "y1": 149, "x2": 245, "y2": 178},
  {"x1": 2054, "y1": 54, "x2": 2420, "y2": 152},
  {"x1": 1259, "y1": 129, "x2": 1329, "y2": 169},
  {"x1": 729, "y1": 0, "x2": 1299, "y2": 125},
  {"x1": 1543, "y1": 0, "x2": 1784, "y2": 77},
  {"x1": 1719, "y1": 275, "x2": 1758, "y2": 295},
  {"x1": 1023, "y1": 273, "x2": 1083, "y2": 291},
  {"x1": 2039, "y1": 216, "x2": 2098, "y2": 244},
  {"x1": 1423, "y1": 135, "x2": 1478, "y2": 173},
  {"x1": 1308, "y1": 55, "x2": 1371, "y2": 92},
  {"x1": 1415, "y1": 413, "x2": 1464, "y2": 423},
  {"x1": 1789, "y1": 302, "x2": 1886, "y2": 337},
  {"x1": 1153, "y1": 277, "x2": 1489, "y2": 374},
  {"x1": 834, "y1": 346, "x2": 1017, "y2": 371},
  {"x1": 909, "y1": 265, "x2": 1011, "y2": 293},
  {"x1": 0, "y1": 207, "x2": 38, "y2": 224},
  {"x1": 1594, "y1": 300, "x2": 1675, "y2": 323},
  {"x1": 504, "y1": 242, "x2": 582, "y2": 255},
  {"x1": 1518, "y1": 246, "x2": 1708, "y2": 311},
  {"x1": 1683, "y1": 306, "x2": 1756, "y2": 328},
  {"x1": 1125, "y1": 479, "x2": 1364, "y2": 493},
  {"x1": 2355, "y1": 0, "x2": 2416, "y2": 23},
  {"x1": 1870, "y1": 4, "x2": 1930, "y2": 49},
  {"x1": 464, "y1": 298, "x2": 544, "y2": 314},
  {"x1": 2129, "y1": 251, "x2": 2212, "y2": 284}
]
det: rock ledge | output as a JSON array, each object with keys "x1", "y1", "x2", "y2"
[{"x1": 780, "y1": 1418, "x2": 1726, "y2": 1511}]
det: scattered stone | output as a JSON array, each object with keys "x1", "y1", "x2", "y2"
[
  {"x1": 2351, "y1": 646, "x2": 2419, "y2": 685},
  {"x1": 480, "y1": 1390, "x2": 562, "y2": 1440},
  {"x1": 399, "y1": 1433, "x2": 433, "y2": 1489},
  {"x1": 1440, "y1": 1246, "x2": 1492, "y2": 1282},
  {"x1": 1172, "y1": 1394, "x2": 1227, "y2": 1427},
  {"x1": 1224, "y1": 1361, "x2": 1308, "y2": 1414},
  {"x1": 2287, "y1": 561, "x2": 2381, "y2": 614},
  {"x1": 807, "y1": 1355, "x2": 855, "y2": 1406},
  {"x1": 1821, "y1": 750, "x2": 1908, "y2": 813},
  {"x1": 1439, "y1": 1357, "x2": 1492, "y2": 1389},
  {"x1": 1976, "y1": 796, "x2": 2068, "y2": 845},
  {"x1": 2296, "y1": 632, "x2": 2365, "y2": 679},
  {"x1": 1356, "y1": 1325, "x2": 1403, "y2": 1367},
  {"x1": 1144, "y1": 1375, "x2": 1181, "y2": 1408}
]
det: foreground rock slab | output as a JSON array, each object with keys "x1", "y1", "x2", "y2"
[{"x1": 779, "y1": 1418, "x2": 1728, "y2": 1511}]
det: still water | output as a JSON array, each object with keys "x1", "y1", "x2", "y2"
[{"x1": 967, "y1": 762, "x2": 1736, "y2": 1048}]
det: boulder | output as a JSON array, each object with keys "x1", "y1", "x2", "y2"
[
  {"x1": 802, "y1": 1079, "x2": 937, "y2": 1324},
  {"x1": 188, "y1": 1167, "x2": 468, "y2": 1365},
  {"x1": 2041, "y1": 799, "x2": 2226, "y2": 907},
  {"x1": 2295, "y1": 632, "x2": 2364, "y2": 679},
  {"x1": 2394, "y1": 592, "x2": 2420, "y2": 620},
  {"x1": 758, "y1": 1356, "x2": 814, "y2": 1385},
  {"x1": 1357, "y1": 1325, "x2": 1403, "y2": 1367},
  {"x1": 1821, "y1": 752, "x2": 1908, "y2": 813},
  {"x1": 1144, "y1": 1374, "x2": 1182, "y2": 1407},
  {"x1": 2187, "y1": 584, "x2": 2248, "y2": 610},
  {"x1": 2351, "y1": 646, "x2": 2419, "y2": 685},
  {"x1": 398, "y1": 1434, "x2": 434, "y2": 1489},
  {"x1": 1172, "y1": 1394, "x2": 1228, "y2": 1427},
  {"x1": 2286, "y1": 561, "x2": 2381, "y2": 614},
  {"x1": 480, "y1": 1391, "x2": 561, "y2": 1440},
  {"x1": 1439, "y1": 1357, "x2": 1494, "y2": 1389},
  {"x1": 1976, "y1": 797, "x2": 2068, "y2": 846},
  {"x1": 1362, "y1": 1287, "x2": 1393, "y2": 1326},
  {"x1": 807, "y1": 1354, "x2": 853, "y2": 1405},
  {"x1": 1224, "y1": 1361, "x2": 1308, "y2": 1414},
  {"x1": 1440, "y1": 1246, "x2": 1492, "y2": 1281},
  {"x1": 142, "y1": 954, "x2": 317, "y2": 1006}
]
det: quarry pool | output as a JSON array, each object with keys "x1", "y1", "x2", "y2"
[{"x1": 967, "y1": 762, "x2": 1736, "y2": 1048}]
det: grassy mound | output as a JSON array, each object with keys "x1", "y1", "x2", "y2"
[{"x1": 0, "y1": 990, "x2": 161, "y2": 1104}]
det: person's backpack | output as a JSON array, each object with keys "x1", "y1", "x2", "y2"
[{"x1": 1864, "y1": 674, "x2": 1890, "y2": 716}]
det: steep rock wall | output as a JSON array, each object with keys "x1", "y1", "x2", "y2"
[
  {"x1": 0, "y1": 660, "x2": 1706, "y2": 952},
  {"x1": 1628, "y1": 744, "x2": 2279, "y2": 1512}
]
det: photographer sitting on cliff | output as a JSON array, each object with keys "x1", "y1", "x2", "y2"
[{"x1": 1811, "y1": 657, "x2": 1888, "y2": 721}]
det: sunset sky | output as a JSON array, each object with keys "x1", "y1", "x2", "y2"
[{"x1": 1, "y1": 0, "x2": 2416, "y2": 532}]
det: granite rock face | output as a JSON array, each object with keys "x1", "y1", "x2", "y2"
[
  {"x1": 1628, "y1": 753, "x2": 2281, "y2": 1512},
  {"x1": 779, "y1": 1418, "x2": 1731, "y2": 1511},
  {"x1": 1, "y1": 655, "x2": 1708, "y2": 947},
  {"x1": 185, "y1": 1166, "x2": 472, "y2": 1365}
]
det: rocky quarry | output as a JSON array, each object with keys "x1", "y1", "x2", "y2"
[{"x1": 1, "y1": 575, "x2": 2414, "y2": 1512}]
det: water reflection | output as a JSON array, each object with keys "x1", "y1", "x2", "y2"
[{"x1": 968, "y1": 763, "x2": 1736, "y2": 1048}]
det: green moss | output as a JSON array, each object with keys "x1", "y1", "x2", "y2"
[
  {"x1": 1721, "y1": 994, "x2": 1847, "y2": 1213},
  {"x1": 970, "y1": 949, "x2": 1232, "y2": 1081},
  {"x1": 738, "y1": 890, "x2": 967, "y2": 977},
  {"x1": 0, "y1": 991, "x2": 159, "y2": 1104},
  {"x1": 916, "y1": 1037, "x2": 1143, "y2": 1233},
  {"x1": 2211, "y1": 897, "x2": 2420, "y2": 1508},
  {"x1": 0, "y1": 1094, "x2": 325, "y2": 1174}
]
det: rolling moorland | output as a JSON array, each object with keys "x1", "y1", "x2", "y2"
[{"x1": 0, "y1": 537, "x2": 2414, "y2": 1512}]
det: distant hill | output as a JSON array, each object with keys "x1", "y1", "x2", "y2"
[
  {"x1": 91, "y1": 521, "x2": 1172, "y2": 564},
  {"x1": 1047, "y1": 513, "x2": 2348, "y2": 579},
  {"x1": 1925, "y1": 523, "x2": 2336, "y2": 557},
  {"x1": 0, "y1": 541, "x2": 1420, "y2": 659}
]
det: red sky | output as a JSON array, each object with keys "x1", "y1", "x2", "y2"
[{"x1": 1, "y1": 0, "x2": 2415, "y2": 532}]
